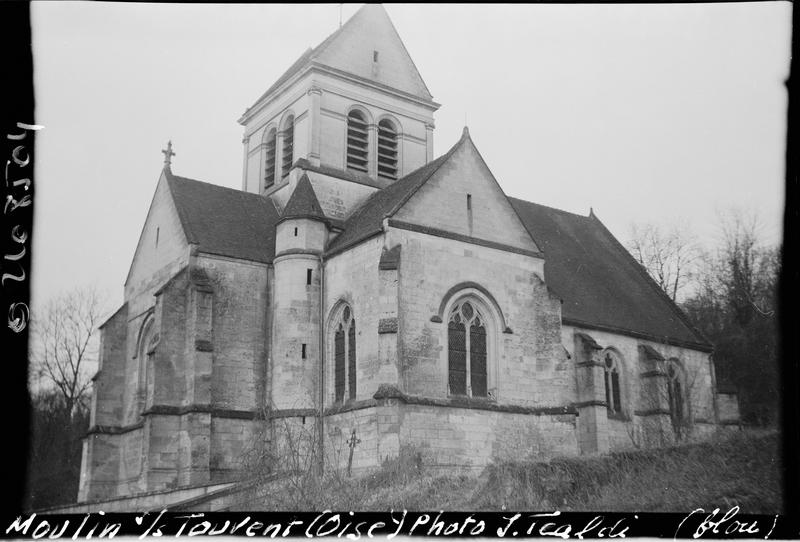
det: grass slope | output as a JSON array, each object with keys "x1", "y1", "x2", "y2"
[{"x1": 234, "y1": 429, "x2": 783, "y2": 513}]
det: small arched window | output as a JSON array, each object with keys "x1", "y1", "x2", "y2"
[
  {"x1": 377, "y1": 118, "x2": 399, "y2": 180},
  {"x1": 333, "y1": 305, "x2": 357, "y2": 403},
  {"x1": 667, "y1": 360, "x2": 685, "y2": 426},
  {"x1": 281, "y1": 115, "x2": 294, "y2": 179},
  {"x1": 346, "y1": 110, "x2": 369, "y2": 173},
  {"x1": 448, "y1": 299, "x2": 487, "y2": 397},
  {"x1": 603, "y1": 350, "x2": 622, "y2": 415},
  {"x1": 136, "y1": 316, "x2": 156, "y2": 413},
  {"x1": 264, "y1": 128, "x2": 277, "y2": 188}
]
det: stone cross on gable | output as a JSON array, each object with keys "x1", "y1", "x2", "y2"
[{"x1": 162, "y1": 140, "x2": 175, "y2": 167}]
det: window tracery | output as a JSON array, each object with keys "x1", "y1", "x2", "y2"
[
  {"x1": 603, "y1": 350, "x2": 622, "y2": 415},
  {"x1": 667, "y1": 360, "x2": 686, "y2": 425},
  {"x1": 333, "y1": 304, "x2": 357, "y2": 403},
  {"x1": 448, "y1": 299, "x2": 487, "y2": 397}
]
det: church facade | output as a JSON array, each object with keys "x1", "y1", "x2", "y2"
[{"x1": 77, "y1": 5, "x2": 738, "y2": 507}]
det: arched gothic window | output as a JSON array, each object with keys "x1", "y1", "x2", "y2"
[
  {"x1": 667, "y1": 360, "x2": 685, "y2": 426},
  {"x1": 346, "y1": 110, "x2": 369, "y2": 173},
  {"x1": 448, "y1": 299, "x2": 487, "y2": 397},
  {"x1": 281, "y1": 115, "x2": 294, "y2": 179},
  {"x1": 264, "y1": 128, "x2": 277, "y2": 188},
  {"x1": 333, "y1": 305, "x2": 357, "y2": 403},
  {"x1": 603, "y1": 350, "x2": 622, "y2": 415},
  {"x1": 136, "y1": 316, "x2": 156, "y2": 413},
  {"x1": 377, "y1": 118, "x2": 399, "y2": 180}
]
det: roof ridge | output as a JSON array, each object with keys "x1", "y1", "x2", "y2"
[
  {"x1": 168, "y1": 171, "x2": 266, "y2": 199},
  {"x1": 243, "y1": 5, "x2": 373, "y2": 118},
  {"x1": 509, "y1": 196, "x2": 591, "y2": 219}
]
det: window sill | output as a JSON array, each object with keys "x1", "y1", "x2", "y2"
[{"x1": 607, "y1": 411, "x2": 631, "y2": 422}]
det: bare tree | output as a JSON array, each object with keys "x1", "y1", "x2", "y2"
[
  {"x1": 627, "y1": 223, "x2": 700, "y2": 303},
  {"x1": 681, "y1": 209, "x2": 780, "y2": 426},
  {"x1": 29, "y1": 286, "x2": 107, "y2": 417}
]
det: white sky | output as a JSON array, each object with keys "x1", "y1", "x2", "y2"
[{"x1": 30, "y1": 2, "x2": 791, "y2": 311}]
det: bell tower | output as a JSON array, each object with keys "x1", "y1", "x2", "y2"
[{"x1": 238, "y1": 4, "x2": 440, "y2": 220}]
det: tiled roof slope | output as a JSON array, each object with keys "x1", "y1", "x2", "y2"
[
  {"x1": 325, "y1": 142, "x2": 458, "y2": 255},
  {"x1": 165, "y1": 170, "x2": 280, "y2": 264},
  {"x1": 282, "y1": 174, "x2": 326, "y2": 220},
  {"x1": 245, "y1": 5, "x2": 433, "y2": 117},
  {"x1": 509, "y1": 198, "x2": 711, "y2": 351}
]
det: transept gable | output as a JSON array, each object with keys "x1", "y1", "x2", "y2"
[
  {"x1": 391, "y1": 129, "x2": 542, "y2": 255},
  {"x1": 124, "y1": 169, "x2": 190, "y2": 290}
]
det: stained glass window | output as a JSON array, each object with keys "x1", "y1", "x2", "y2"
[
  {"x1": 333, "y1": 305, "x2": 357, "y2": 403},
  {"x1": 447, "y1": 300, "x2": 488, "y2": 397},
  {"x1": 604, "y1": 351, "x2": 622, "y2": 414}
]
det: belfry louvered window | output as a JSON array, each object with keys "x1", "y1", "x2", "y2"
[
  {"x1": 264, "y1": 128, "x2": 277, "y2": 188},
  {"x1": 604, "y1": 351, "x2": 622, "y2": 414},
  {"x1": 346, "y1": 110, "x2": 369, "y2": 173},
  {"x1": 281, "y1": 115, "x2": 294, "y2": 179},
  {"x1": 333, "y1": 305, "x2": 357, "y2": 403},
  {"x1": 377, "y1": 119, "x2": 398, "y2": 180},
  {"x1": 447, "y1": 300, "x2": 487, "y2": 397}
]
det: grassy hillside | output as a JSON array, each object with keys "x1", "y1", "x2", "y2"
[{"x1": 232, "y1": 429, "x2": 783, "y2": 513}]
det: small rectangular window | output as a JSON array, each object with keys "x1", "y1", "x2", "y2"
[
  {"x1": 306, "y1": 268, "x2": 312, "y2": 285},
  {"x1": 467, "y1": 194, "x2": 472, "y2": 210},
  {"x1": 373, "y1": 50, "x2": 379, "y2": 62},
  {"x1": 294, "y1": 227, "x2": 298, "y2": 236},
  {"x1": 302, "y1": 343, "x2": 307, "y2": 359}
]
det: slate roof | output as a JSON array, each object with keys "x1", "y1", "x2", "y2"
[
  {"x1": 281, "y1": 174, "x2": 326, "y2": 220},
  {"x1": 165, "y1": 170, "x2": 280, "y2": 264},
  {"x1": 509, "y1": 198, "x2": 711, "y2": 350},
  {"x1": 160, "y1": 143, "x2": 710, "y2": 350}
]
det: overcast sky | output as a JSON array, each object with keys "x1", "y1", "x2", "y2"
[{"x1": 31, "y1": 2, "x2": 791, "y2": 312}]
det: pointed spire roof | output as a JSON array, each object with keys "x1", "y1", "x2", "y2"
[
  {"x1": 245, "y1": 4, "x2": 434, "y2": 118},
  {"x1": 282, "y1": 174, "x2": 326, "y2": 221}
]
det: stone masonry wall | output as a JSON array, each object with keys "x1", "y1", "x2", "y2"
[
  {"x1": 397, "y1": 404, "x2": 577, "y2": 467},
  {"x1": 562, "y1": 325, "x2": 716, "y2": 451},
  {"x1": 210, "y1": 417, "x2": 259, "y2": 482},
  {"x1": 391, "y1": 227, "x2": 570, "y2": 409},
  {"x1": 324, "y1": 237, "x2": 387, "y2": 405},
  {"x1": 197, "y1": 255, "x2": 269, "y2": 411},
  {"x1": 80, "y1": 305, "x2": 128, "y2": 502},
  {"x1": 324, "y1": 408, "x2": 380, "y2": 473}
]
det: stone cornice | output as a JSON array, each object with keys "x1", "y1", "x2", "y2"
[
  {"x1": 371, "y1": 384, "x2": 576, "y2": 416},
  {"x1": 387, "y1": 219, "x2": 544, "y2": 259},
  {"x1": 563, "y1": 318, "x2": 714, "y2": 353},
  {"x1": 143, "y1": 404, "x2": 261, "y2": 420}
]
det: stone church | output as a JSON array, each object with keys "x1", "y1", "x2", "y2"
[{"x1": 76, "y1": 4, "x2": 738, "y2": 509}]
